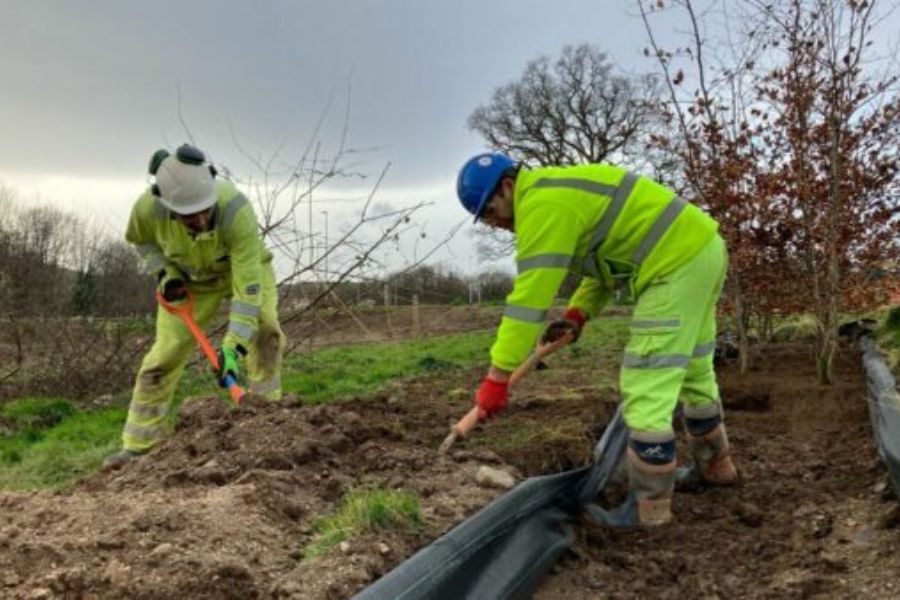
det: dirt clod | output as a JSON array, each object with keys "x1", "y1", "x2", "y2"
[
  {"x1": 736, "y1": 502, "x2": 765, "y2": 527},
  {"x1": 149, "y1": 542, "x2": 175, "y2": 563},
  {"x1": 475, "y1": 465, "x2": 516, "y2": 490},
  {"x1": 876, "y1": 504, "x2": 900, "y2": 530}
]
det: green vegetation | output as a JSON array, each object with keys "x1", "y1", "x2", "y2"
[
  {"x1": 304, "y1": 488, "x2": 422, "y2": 560},
  {"x1": 771, "y1": 314, "x2": 820, "y2": 343},
  {"x1": 482, "y1": 421, "x2": 540, "y2": 452},
  {"x1": 878, "y1": 306, "x2": 900, "y2": 374},
  {"x1": 281, "y1": 331, "x2": 495, "y2": 403},
  {"x1": 281, "y1": 313, "x2": 629, "y2": 404},
  {"x1": 0, "y1": 398, "x2": 125, "y2": 490},
  {"x1": 0, "y1": 312, "x2": 631, "y2": 491},
  {"x1": 1, "y1": 397, "x2": 76, "y2": 430}
]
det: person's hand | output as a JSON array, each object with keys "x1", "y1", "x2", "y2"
[
  {"x1": 157, "y1": 268, "x2": 187, "y2": 302},
  {"x1": 476, "y1": 376, "x2": 509, "y2": 419},
  {"x1": 216, "y1": 346, "x2": 245, "y2": 387},
  {"x1": 541, "y1": 308, "x2": 587, "y2": 344}
]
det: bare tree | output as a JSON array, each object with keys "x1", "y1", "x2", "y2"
[
  {"x1": 468, "y1": 43, "x2": 664, "y2": 263},
  {"x1": 0, "y1": 202, "x2": 82, "y2": 316},
  {"x1": 91, "y1": 239, "x2": 155, "y2": 316},
  {"x1": 179, "y1": 89, "x2": 463, "y2": 354},
  {"x1": 469, "y1": 44, "x2": 661, "y2": 167},
  {"x1": 473, "y1": 269, "x2": 514, "y2": 302}
]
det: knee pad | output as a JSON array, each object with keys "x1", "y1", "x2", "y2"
[
  {"x1": 628, "y1": 437, "x2": 676, "y2": 466},
  {"x1": 685, "y1": 414, "x2": 721, "y2": 437}
]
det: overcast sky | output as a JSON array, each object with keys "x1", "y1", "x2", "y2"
[{"x1": 1, "y1": 1, "x2": 896, "y2": 277}]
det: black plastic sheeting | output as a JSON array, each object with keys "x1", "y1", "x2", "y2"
[
  {"x1": 861, "y1": 335, "x2": 900, "y2": 495},
  {"x1": 354, "y1": 407, "x2": 627, "y2": 600}
]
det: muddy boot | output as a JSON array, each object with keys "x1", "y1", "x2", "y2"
[
  {"x1": 674, "y1": 464, "x2": 704, "y2": 492},
  {"x1": 102, "y1": 449, "x2": 146, "y2": 472},
  {"x1": 583, "y1": 438, "x2": 676, "y2": 528},
  {"x1": 684, "y1": 416, "x2": 738, "y2": 486},
  {"x1": 628, "y1": 445, "x2": 676, "y2": 526},
  {"x1": 583, "y1": 496, "x2": 638, "y2": 528}
]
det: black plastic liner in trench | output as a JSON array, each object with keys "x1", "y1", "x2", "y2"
[
  {"x1": 354, "y1": 406, "x2": 627, "y2": 600},
  {"x1": 861, "y1": 335, "x2": 900, "y2": 496}
]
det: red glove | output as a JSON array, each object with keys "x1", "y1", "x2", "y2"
[
  {"x1": 541, "y1": 308, "x2": 588, "y2": 343},
  {"x1": 476, "y1": 377, "x2": 509, "y2": 419}
]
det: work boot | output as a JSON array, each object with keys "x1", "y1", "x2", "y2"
[
  {"x1": 587, "y1": 438, "x2": 676, "y2": 528},
  {"x1": 684, "y1": 422, "x2": 738, "y2": 486},
  {"x1": 102, "y1": 449, "x2": 146, "y2": 472},
  {"x1": 628, "y1": 446, "x2": 676, "y2": 526}
]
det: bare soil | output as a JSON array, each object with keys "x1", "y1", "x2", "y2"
[
  {"x1": 537, "y1": 343, "x2": 900, "y2": 599},
  {"x1": 0, "y1": 335, "x2": 896, "y2": 599}
]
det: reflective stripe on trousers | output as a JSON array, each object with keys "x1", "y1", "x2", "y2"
[
  {"x1": 121, "y1": 262, "x2": 286, "y2": 451},
  {"x1": 620, "y1": 235, "x2": 727, "y2": 434}
]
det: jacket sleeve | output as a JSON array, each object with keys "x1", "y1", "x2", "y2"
[
  {"x1": 221, "y1": 193, "x2": 264, "y2": 350},
  {"x1": 125, "y1": 192, "x2": 178, "y2": 281},
  {"x1": 568, "y1": 276, "x2": 613, "y2": 318},
  {"x1": 490, "y1": 201, "x2": 584, "y2": 371}
]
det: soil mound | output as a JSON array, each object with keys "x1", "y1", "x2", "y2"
[
  {"x1": 0, "y1": 387, "x2": 520, "y2": 599},
  {"x1": 0, "y1": 343, "x2": 895, "y2": 599}
]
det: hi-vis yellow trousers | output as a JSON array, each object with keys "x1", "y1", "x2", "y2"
[
  {"x1": 621, "y1": 234, "x2": 728, "y2": 441},
  {"x1": 122, "y1": 263, "x2": 286, "y2": 452}
]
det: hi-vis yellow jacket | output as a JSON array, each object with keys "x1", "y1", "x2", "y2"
[
  {"x1": 126, "y1": 181, "x2": 272, "y2": 350},
  {"x1": 491, "y1": 164, "x2": 719, "y2": 371}
]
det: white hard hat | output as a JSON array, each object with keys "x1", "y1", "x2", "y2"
[{"x1": 153, "y1": 147, "x2": 217, "y2": 215}]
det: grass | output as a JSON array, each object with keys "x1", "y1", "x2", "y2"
[
  {"x1": 1, "y1": 397, "x2": 76, "y2": 430},
  {"x1": 0, "y1": 311, "x2": 631, "y2": 491},
  {"x1": 770, "y1": 314, "x2": 820, "y2": 343},
  {"x1": 0, "y1": 328, "x2": 497, "y2": 491},
  {"x1": 878, "y1": 305, "x2": 900, "y2": 374},
  {"x1": 280, "y1": 312, "x2": 630, "y2": 404},
  {"x1": 0, "y1": 398, "x2": 125, "y2": 490},
  {"x1": 280, "y1": 331, "x2": 495, "y2": 403},
  {"x1": 482, "y1": 421, "x2": 540, "y2": 452},
  {"x1": 304, "y1": 488, "x2": 422, "y2": 560}
]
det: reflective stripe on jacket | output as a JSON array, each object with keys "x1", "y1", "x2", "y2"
[
  {"x1": 490, "y1": 164, "x2": 718, "y2": 371},
  {"x1": 126, "y1": 180, "x2": 272, "y2": 349}
]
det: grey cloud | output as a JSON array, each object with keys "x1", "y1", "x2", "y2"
[{"x1": 1, "y1": 0, "x2": 663, "y2": 184}]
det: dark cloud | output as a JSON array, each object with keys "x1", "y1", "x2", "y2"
[{"x1": 0, "y1": 0, "x2": 655, "y2": 184}]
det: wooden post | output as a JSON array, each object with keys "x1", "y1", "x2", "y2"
[
  {"x1": 412, "y1": 294, "x2": 421, "y2": 338},
  {"x1": 384, "y1": 283, "x2": 393, "y2": 335}
]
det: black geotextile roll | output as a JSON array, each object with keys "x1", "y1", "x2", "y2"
[
  {"x1": 354, "y1": 407, "x2": 627, "y2": 600},
  {"x1": 861, "y1": 336, "x2": 900, "y2": 496}
]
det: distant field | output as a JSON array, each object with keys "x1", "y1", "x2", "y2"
[{"x1": 0, "y1": 308, "x2": 628, "y2": 491}]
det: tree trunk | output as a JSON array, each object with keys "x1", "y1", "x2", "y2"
[
  {"x1": 816, "y1": 313, "x2": 836, "y2": 384},
  {"x1": 816, "y1": 110, "x2": 844, "y2": 384},
  {"x1": 730, "y1": 274, "x2": 751, "y2": 376}
]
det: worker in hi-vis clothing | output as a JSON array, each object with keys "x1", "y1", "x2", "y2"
[
  {"x1": 103, "y1": 144, "x2": 286, "y2": 470},
  {"x1": 456, "y1": 152, "x2": 738, "y2": 526}
]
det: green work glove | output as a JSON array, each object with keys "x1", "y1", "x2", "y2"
[
  {"x1": 157, "y1": 266, "x2": 187, "y2": 302},
  {"x1": 216, "y1": 345, "x2": 246, "y2": 387}
]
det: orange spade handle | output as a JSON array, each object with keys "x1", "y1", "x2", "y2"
[{"x1": 156, "y1": 291, "x2": 246, "y2": 404}]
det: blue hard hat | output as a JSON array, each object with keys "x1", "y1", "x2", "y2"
[{"x1": 456, "y1": 152, "x2": 516, "y2": 221}]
